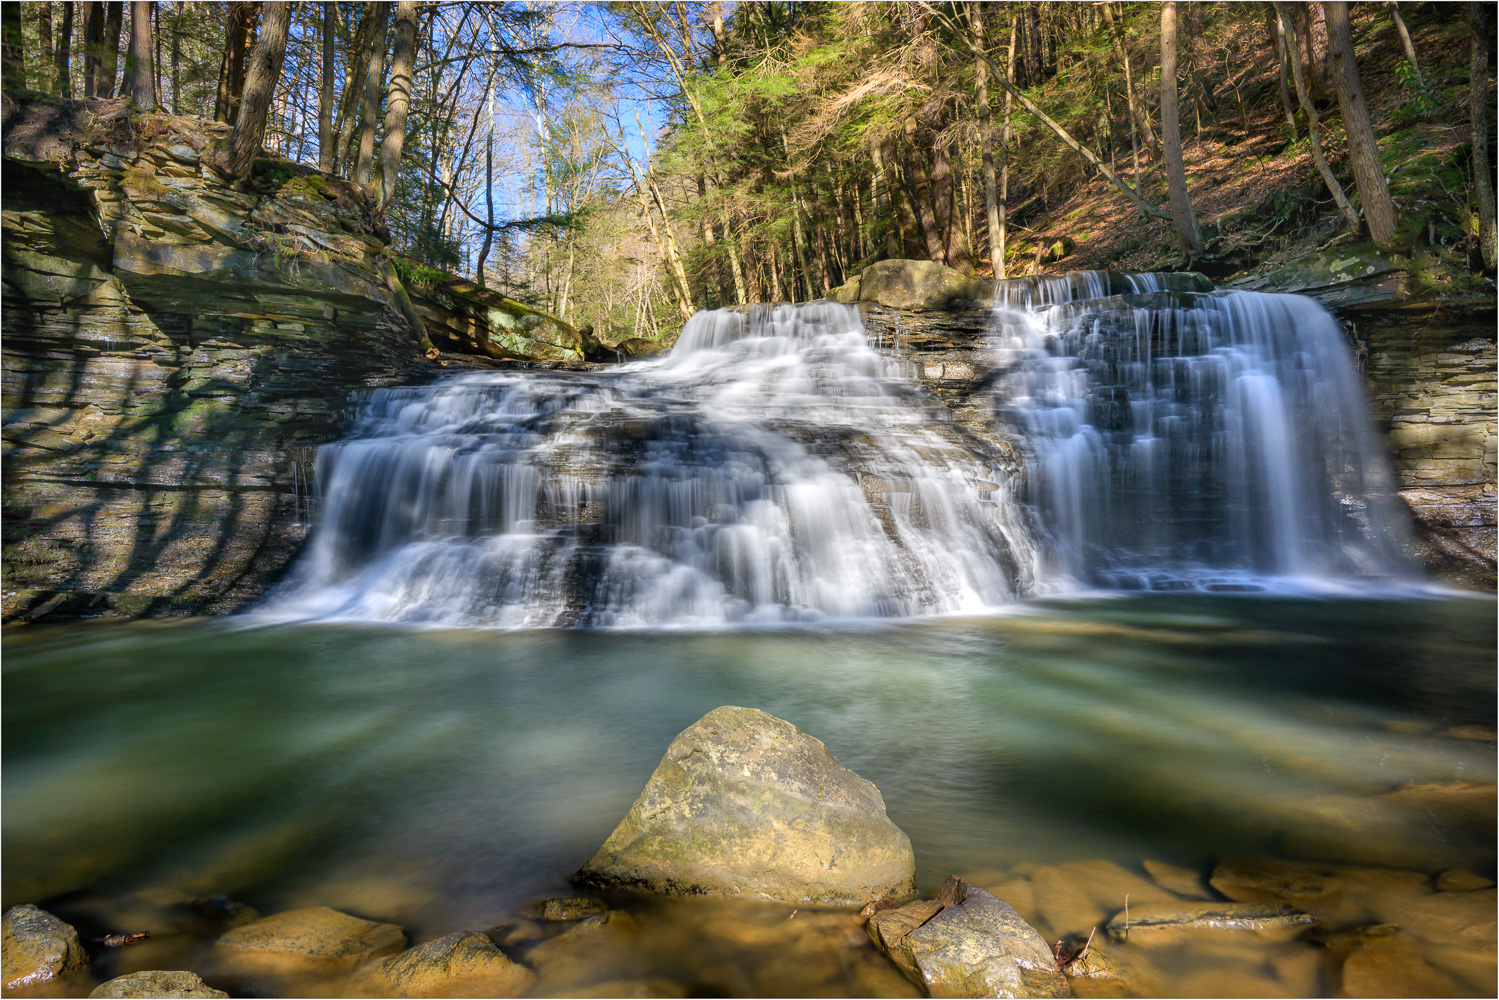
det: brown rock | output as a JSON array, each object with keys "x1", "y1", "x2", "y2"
[
  {"x1": 1435, "y1": 868, "x2": 1496, "y2": 893},
  {"x1": 578, "y1": 706, "x2": 916, "y2": 906},
  {"x1": 214, "y1": 906, "x2": 404, "y2": 976},
  {"x1": 540, "y1": 897, "x2": 607, "y2": 922},
  {"x1": 1140, "y1": 860, "x2": 1211, "y2": 900},
  {"x1": 1104, "y1": 901, "x2": 1314, "y2": 943},
  {"x1": 2, "y1": 904, "x2": 89, "y2": 989},
  {"x1": 350, "y1": 931, "x2": 534, "y2": 998},
  {"x1": 88, "y1": 970, "x2": 227, "y2": 998},
  {"x1": 1340, "y1": 934, "x2": 1467, "y2": 998}
]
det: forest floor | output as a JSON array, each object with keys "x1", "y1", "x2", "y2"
[{"x1": 990, "y1": 5, "x2": 1486, "y2": 284}]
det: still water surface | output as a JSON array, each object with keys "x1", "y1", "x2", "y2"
[{"x1": 5, "y1": 593, "x2": 1493, "y2": 951}]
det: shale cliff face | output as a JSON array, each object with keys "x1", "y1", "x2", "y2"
[{"x1": 0, "y1": 96, "x2": 582, "y2": 622}]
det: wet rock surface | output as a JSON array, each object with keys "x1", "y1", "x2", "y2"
[
  {"x1": 865, "y1": 877, "x2": 1070, "y2": 998},
  {"x1": 213, "y1": 906, "x2": 405, "y2": 977},
  {"x1": 87, "y1": 970, "x2": 227, "y2": 998},
  {"x1": 2, "y1": 905, "x2": 89, "y2": 989},
  {"x1": 348, "y1": 931, "x2": 535, "y2": 998},
  {"x1": 578, "y1": 706, "x2": 917, "y2": 905}
]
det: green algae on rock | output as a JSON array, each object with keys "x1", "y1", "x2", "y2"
[{"x1": 577, "y1": 706, "x2": 916, "y2": 906}]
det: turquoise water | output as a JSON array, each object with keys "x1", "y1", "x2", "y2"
[{"x1": 4, "y1": 594, "x2": 1493, "y2": 950}]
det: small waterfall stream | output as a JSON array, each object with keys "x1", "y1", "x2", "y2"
[
  {"x1": 262, "y1": 274, "x2": 1412, "y2": 626},
  {"x1": 989, "y1": 272, "x2": 1410, "y2": 588}
]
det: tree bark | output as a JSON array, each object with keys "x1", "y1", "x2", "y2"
[
  {"x1": 38, "y1": 2, "x2": 55, "y2": 93},
  {"x1": 81, "y1": 2, "x2": 102, "y2": 97},
  {"x1": 54, "y1": 2, "x2": 73, "y2": 98},
  {"x1": 100, "y1": 1, "x2": 122, "y2": 98},
  {"x1": 1468, "y1": 2, "x2": 1495, "y2": 269},
  {"x1": 973, "y1": 3, "x2": 1002, "y2": 275},
  {"x1": 319, "y1": 2, "x2": 335, "y2": 171},
  {"x1": 1275, "y1": 3, "x2": 1361, "y2": 236},
  {"x1": 901, "y1": 117, "x2": 948, "y2": 262},
  {"x1": 377, "y1": 0, "x2": 418, "y2": 210},
  {"x1": 1388, "y1": 1, "x2": 1423, "y2": 91},
  {"x1": 333, "y1": 5, "x2": 378, "y2": 176},
  {"x1": 1268, "y1": 4, "x2": 1298, "y2": 134},
  {"x1": 216, "y1": 2, "x2": 260, "y2": 123},
  {"x1": 1160, "y1": 2, "x2": 1202, "y2": 254},
  {"x1": 226, "y1": 1, "x2": 291, "y2": 179},
  {"x1": 998, "y1": 18, "x2": 1016, "y2": 277},
  {"x1": 355, "y1": 3, "x2": 390, "y2": 186},
  {"x1": 475, "y1": 135, "x2": 494, "y2": 286},
  {"x1": 1324, "y1": 0, "x2": 1397, "y2": 247},
  {"x1": 0, "y1": 3, "x2": 21, "y2": 91},
  {"x1": 1305, "y1": 2, "x2": 1330, "y2": 104},
  {"x1": 125, "y1": 0, "x2": 154, "y2": 109}
]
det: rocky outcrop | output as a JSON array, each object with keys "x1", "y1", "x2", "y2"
[
  {"x1": 865, "y1": 877, "x2": 1071, "y2": 998},
  {"x1": 847, "y1": 259, "x2": 992, "y2": 311},
  {"x1": 2, "y1": 904, "x2": 89, "y2": 989},
  {"x1": 577, "y1": 706, "x2": 917, "y2": 905},
  {"x1": 0, "y1": 94, "x2": 584, "y2": 622}
]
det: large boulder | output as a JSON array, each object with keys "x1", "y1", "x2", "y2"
[
  {"x1": 349, "y1": 931, "x2": 535, "y2": 998},
  {"x1": 88, "y1": 970, "x2": 228, "y2": 998},
  {"x1": 2, "y1": 904, "x2": 89, "y2": 989},
  {"x1": 577, "y1": 706, "x2": 916, "y2": 905},
  {"x1": 857, "y1": 260, "x2": 991, "y2": 311},
  {"x1": 866, "y1": 877, "x2": 1070, "y2": 998},
  {"x1": 214, "y1": 906, "x2": 405, "y2": 977}
]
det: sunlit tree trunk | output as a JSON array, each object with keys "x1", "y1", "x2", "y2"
[
  {"x1": 1275, "y1": 3, "x2": 1361, "y2": 236},
  {"x1": 972, "y1": 3, "x2": 1001, "y2": 274},
  {"x1": 354, "y1": 2, "x2": 390, "y2": 187},
  {"x1": 319, "y1": 2, "x2": 335, "y2": 171},
  {"x1": 1160, "y1": 2, "x2": 1202, "y2": 254},
  {"x1": 226, "y1": 1, "x2": 291, "y2": 178},
  {"x1": 1468, "y1": 2, "x2": 1496, "y2": 269},
  {"x1": 1388, "y1": 1, "x2": 1423, "y2": 90},
  {"x1": 377, "y1": 0, "x2": 418, "y2": 210},
  {"x1": 1324, "y1": 0, "x2": 1396, "y2": 247},
  {"x1": 54, "y1": 2, "x2": 74, "y2": 98},
  {"x1": 81, "y1": 2, "x2": 103, "y2": 97},
  {"x1": 124, "y1": 1, "x2": 155, "y2": 109}
]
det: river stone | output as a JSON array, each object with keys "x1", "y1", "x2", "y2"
[
  {"x1": 1104, "y1": 901, "x2": 1314, "y2": 942},
  {"x1": 866, "y1": 877, "x2": 1070, "y2": 998},
  {"x1": 214, "y1": 906, "x2": 404, "y2": 975},
  {"x1": 577, "y1": 706, "x2": 916, "y2": 906},
  {"x1": 858, "y1": 259, "x2": 992, "y2": 310},
  {"x1": 2, "y1": 904, "x2": 89, "y2": 988},
  {"x1": 350, "y1": 931, "x2": 534, "y2": 998},
  {"x1": 541, "y1": 897, "x2": 607, "y2": 921},
  {"x1": 88, "y1": 970, "x2": 228, "y2": 998}
]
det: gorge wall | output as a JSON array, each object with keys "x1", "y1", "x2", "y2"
[{"x1": 3, "y1": 98, "x2": 1494, "y2": 622}]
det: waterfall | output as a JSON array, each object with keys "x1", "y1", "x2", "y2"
[
  {"x1": 989, "y1": 272, "x2": 1412, "y2": 589},
  {"x1": 259, "y1": 302, "x2": 1038, "y2": 627}
]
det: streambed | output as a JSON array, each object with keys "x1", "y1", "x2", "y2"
[{"x1": 4, "y1": 593, "x2": 1494, "y2": 996}]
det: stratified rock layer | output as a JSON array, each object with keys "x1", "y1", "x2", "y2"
[{"x1": 578, "y1": 706, "x2": 916, "y2": 905}]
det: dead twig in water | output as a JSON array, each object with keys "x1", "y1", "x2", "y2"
[
  {"x1": 1053, "y1": 925, "x2": 1097, "y2": 968},
  {"x1": 95, "y1": 932, "x2": 151, "y2": 948}
]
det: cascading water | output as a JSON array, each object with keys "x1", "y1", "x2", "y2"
[
  {"x1": 988, "y1": 271, "x2": 1412, "y2": 589},
  {"x1": 259, "y1": 302, "x2": 1038, "y2": 626}
]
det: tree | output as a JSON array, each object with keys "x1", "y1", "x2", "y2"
[
  {"x1": 1468, "y1": 3, "x2": 1496, "y2": 270},
  {"x1": 125, "y1": 0, "x2": 156, "y2": 109},
  {"x1": 319, "y1": 2, "x2": 335, "y2": 172},
  {"x1": 378, "y1": 1, "x2": 420, "y2": 210},
  {"x1": 100, "y1": 1, "x2": 123, "y2": 98},
  {"x1": 1160, "y1": 3, "x2": 1202, "y2": 255},
  {"x1": 226, "y1": 1, "x2": 292, "y2": 178},
  {"x1": 81, "y1": 1, "x2": 103, "y2": 97},
  {"x1": 1274, "y1": 3, "x2": 1360, "y2": 237},
  {"x1": 1324, "y1": 0, "x2": 1397, "y2": 247},
  {"x1": 354, "y1": 2, "x2": 391, "y2": 186},
  {"x1": 2, "y1": 3, "x2": 24, "y2": 89},
  {"x1": 54, "y1": 2, "x2": 74, "y2": 98}
]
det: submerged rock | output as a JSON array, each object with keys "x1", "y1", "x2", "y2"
[
  {"x1": 540, "y1": 897, "x2": 608, "y2": 922},
  {"x1": 1104, "y1": 901, "x2": 1314, "y2": 942},
  {"x1": 214, "y1": 906, "x2": 404, "y2": 976},
  {"x1": 865, "y1": 877, "x2": 1070, "y2": 998},
  {"x1": 349, "y1": 931, "x2": 534, "y2": 998},
  {"x1": 577, "y1": 706, "x2": 916, "y2": 906},
  {"x1": 88, "y1": 970, "x2": 227, "y2": 998},
  {"x1": 2, "y1": 904, "x2": 89, "y2": 989}
]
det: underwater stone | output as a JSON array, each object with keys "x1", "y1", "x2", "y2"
[
  {"x1": 1, "y1": 904, "x2": 89, "y2": 989},
  {"x1": 577, "y1": 706, "x2": 916, "y2": 906},
  {"x1": 214, "y1": 906, "x2": 405, "y2": 976},
  {"x1": 89, "y1": 970, "x2": 228, "y2": 998},
  {"x1": 350, "y1": 931, "x2": 534, "y2": 998}
]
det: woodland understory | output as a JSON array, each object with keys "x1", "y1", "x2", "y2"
[{"x1": 2, "y1": 0, "x2": 1495, "y2": 346}]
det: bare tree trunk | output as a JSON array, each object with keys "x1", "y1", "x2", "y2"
[
  {"x1": 0, "y1": 4, "x2": 21, "y2": 90},
  {"x1": 319, "y1": 2, "x2": 335, "y2": 171},
  {"x1": 333, "y1": 6, "x2": 377, "y2": 176},
  {"x1": 1104, "y1": 1, "x2": 1158, "y2": 164},
  {"x1": 216, "y1": 2, "x2": 260, "y2": 123},
  {"x1": 627, "y1": 158, "x2": 693, "y2": 320},
  {"x1": 226, "y1": 1, "x2": 291, "y2": 179},
  {"x1": 82, "y1": 2, "x2": 103, "y2": 98},
  {"x1": 1268, "y1": 4, "x2": 1297, "y2": 134},
  {"x1": 696, "y1": 175, "x2": 722, "y2": 306},
  {"x1": 125, "y1": 0, "x2": 154, "y2": 108},
  {"x1": 377, "y1": 0, "x2": 418, "y2": 209},
  {"x1": 1325, "y1": 0, "x2": 1397, "y2": 247},
  {"x1": 998, "y1": 18, "x2": 1016, "y2": 277},
  {"x1": 646, "y1": 168, "x2": 694, "y2": 310},
  {"x1": 1275, "y1": 3, "x2": 1361, "y2": 235},
  {"x1": 1388, "y1": 1, "x2": 1423, "y2": 90},
  {"x1": 38, "y1": 2, "x2": 55, "y2": 93},
  {"x1": 100, "y1": 1, "x2": 122, "y2": 98},
  {"x1": 55, "y1": 2, "x2": 74, "y2": 98},
  {"x1": 1468, "y1": 2, "x2": 1495, "y2": 269},
  {"x1": 972, "y1": 3, "x2": 1002, "y2": 275},
  {"x1": 1305, "y1": 2, "x2": 1331, "y2": 104},
  {"x1": 871, "y1": 143, "x2": 901, "y2": 257},
  {"x1": 1160, "y1": 2, "x2": 1202, "y2": 254},
  {"x1": 902, "y1": 117, "x2": 948, "y2": 262},
  {"x1": 355, "y1": 2, "x2": 390, "y2": 187},
  {"x1": 475, "y1": 135, "x2": 495, "y2": 286},
  {"x1": 170, "y1": 2, "x2": 180, "y2": 112}
]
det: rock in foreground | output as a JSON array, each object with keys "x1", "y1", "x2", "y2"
[
  {"x1": 2, "y1": 904, "x2": 88, "y2": 989},
  {"x1": 350, "y1": 931, "x2": 534, "y2": 998},
  {"x1": 577, "y1": 706, "x2": 916, "y2": 905},
  {"x1": 866, "y1": 877, "x2": 1070, "y2": 998}
]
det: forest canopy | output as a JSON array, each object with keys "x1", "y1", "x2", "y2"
[{"x1": 1, "y1": 1, "x2": 1493, "y2": 344}]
